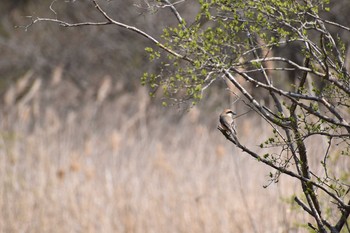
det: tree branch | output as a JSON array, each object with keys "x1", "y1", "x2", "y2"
[
  {"x1": 237, "y1": 57, "x2": 350, "y2": 95},
  {"x1": 160, "y1": 0, "x2": 185, "y2": 25},
  {"x1": 27, "y1": 0, "x2": 193, "y2": 65},
  {"x1": 227, "y1": 66, "x2": 350, "y2": 132}
]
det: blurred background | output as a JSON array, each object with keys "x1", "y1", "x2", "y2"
[{"x1": 0, "y1": 1, "x2": 349, "y2": 232}]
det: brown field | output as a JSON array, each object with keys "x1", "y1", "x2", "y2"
[{"x1": 0, "y1": 76, "x2": 332, "y2": 233}]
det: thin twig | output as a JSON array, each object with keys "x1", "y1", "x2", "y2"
[{"x1": 160, "y1": 0, "x2": 185, "y2": 25}]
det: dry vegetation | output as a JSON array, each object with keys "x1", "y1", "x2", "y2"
[{"x1": 1, "y1": 71, "x2": 336, "y2": 233}]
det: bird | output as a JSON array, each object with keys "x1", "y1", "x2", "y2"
[{"x1": 219, "y1": 108, "x2": 237, "y2": 136}]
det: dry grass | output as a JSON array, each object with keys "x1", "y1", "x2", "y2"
[{"x1": 0, "y1": 76, "x2": 343, "y2": 233}]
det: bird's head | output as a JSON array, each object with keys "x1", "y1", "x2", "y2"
[{"x1": 223, "y1": 108, "x2": 236, "y2": 117}]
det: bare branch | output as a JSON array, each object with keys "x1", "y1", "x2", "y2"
[
  {"x1": 218, "y1": 124, "x2": 350, "y2": 210},
  {"x1": 335, "y1": 200, "x2": 350, "y2": 232},
  {"x1": 160, "y1": 0, "x2": 185, "y2": 25},
  {"x1": 295, "y1": 196, "x2": 313, "y2": 216},
  {"x1": 31, "y1": 17, "x2": 110, "y2": 28},
  {"x1": 91, "y1": 0, "x2": 192, "y2": 63},
  {"x1": 227, "y1": 65, "x2": 350, "y2": 131},
  {"x1": 238, "y1": 56, "x2": 350, "y2": 95},
  {"x1": 237, "y1": 57, "x2": 325, "y2": 76},
  {"x1": 306, "y1": 12, "x2": 350, "y2": 32},
  {"x1": 26, "y1": 0, "x2": 193, "y2": 65},
  {"x1": 49, "y1": 0, "x2": 58, "y2": 17}
]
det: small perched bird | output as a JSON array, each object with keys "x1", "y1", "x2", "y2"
[{"x1": 219, "y1": 108, "x2": 237, "y2": 135}]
